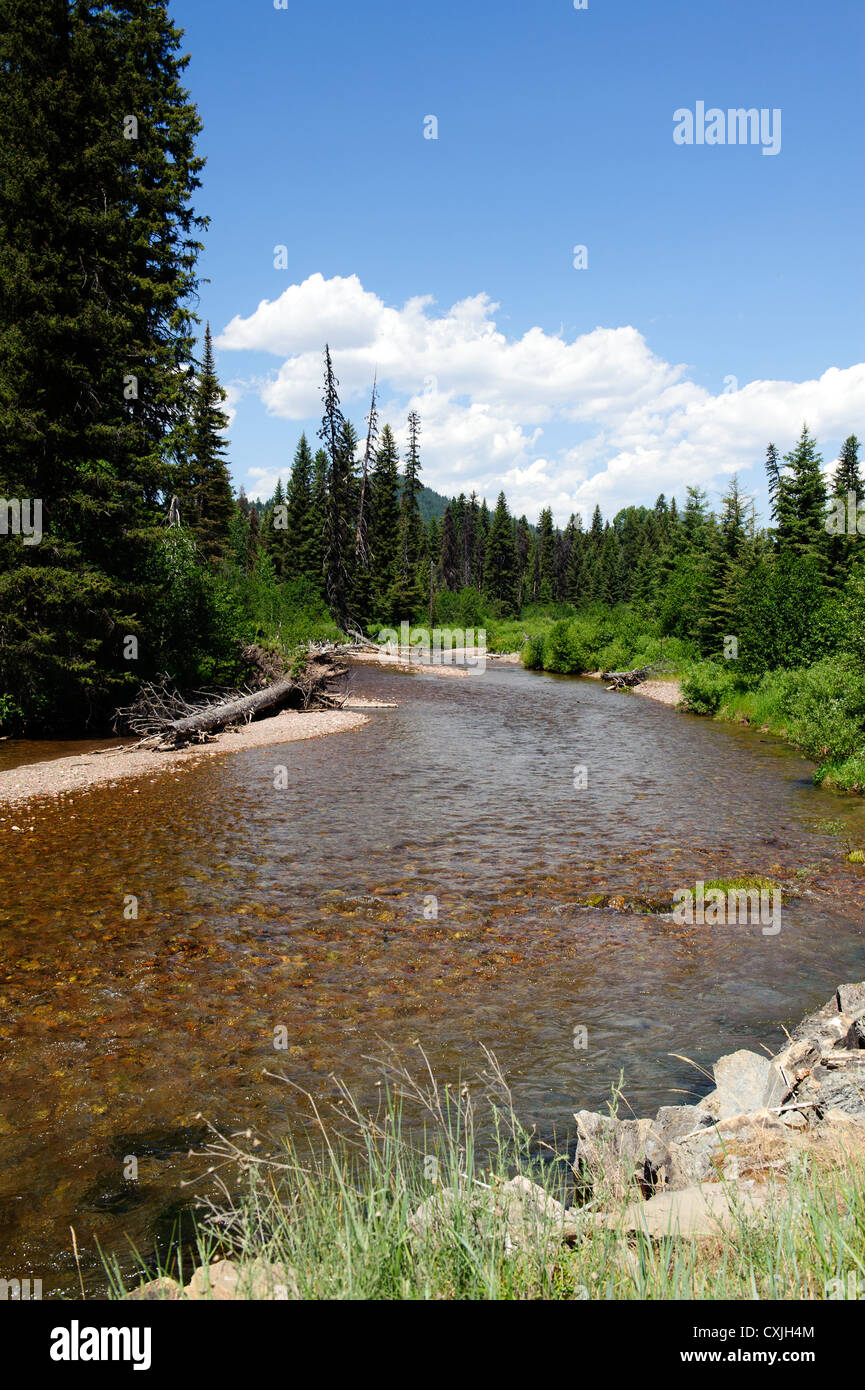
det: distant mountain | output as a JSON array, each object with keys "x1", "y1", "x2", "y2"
[{"x1": 414, "y1": 484, "x2": 452, "y2": 523}]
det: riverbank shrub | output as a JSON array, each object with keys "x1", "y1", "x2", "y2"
[
  {"x1": 687, "y1": 654, "x2": 865, "y2": 790},
  {"x1": 680, "y1": 661, "x2": 738, "y2": 715}
]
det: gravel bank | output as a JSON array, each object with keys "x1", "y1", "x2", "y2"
[{"x1": 0, "y1": 700, "x2": 389, "y2": 809}]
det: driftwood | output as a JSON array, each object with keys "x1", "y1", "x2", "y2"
[
  {"x1": 114, "y1": 648, "x2": 349, "y2": 750},
  {"x1": 601, "y1": 665, "x2": 654, "y2": 690}
]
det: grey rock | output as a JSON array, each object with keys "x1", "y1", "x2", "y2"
[
  {"x1": 712, "y1": 1050, "x2": 773, "y2": 1118},
  {"x1": 653, "y1": 1105, "x2": 715, "y2": 1144},
  {"x1": 642, "y1": 1106, "x2": 719, "y2": 1191},
  {"x1": 573, "y1": 1111, "x2": 654, "y2": 1197},
  {"x1": 408, "y1": 1175, "x2": 578, "y2": 1250},
  {"x1": 837, "y1": 982, "x2": 865, "y2": 1018},
  {"x1": 809, "y1": 1063, "x2": 865, "y2": 1118}
]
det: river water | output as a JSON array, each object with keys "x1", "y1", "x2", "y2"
[{"x1": 2, "y1": 662, "x2": 865, "y2": 1295}]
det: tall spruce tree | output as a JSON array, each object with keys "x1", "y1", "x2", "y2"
[
  {"x1": 0, "y1": 0, "x2": 208, "y2": 730},
  {"x1": 485, "y1": 492, "x2": 517, "y2": 609},
  {"x1": 834, "y1": 435, "x2": 863, "y2": 504},
  {"x1": 318, "y1": 346, "x2": 354, "y2": 629},
  {"x1": 784, "y1": 424, "x2": 827, "y2": 565},
  {"x1": 283, "y1": 434, "x2": 318, "y2": 583},
  {"x1": 399, "y1": 410, "x2": 424, "y2": 580},
  {"x1": 440, "y1": 504, "x2": 460, "y2": 590},
  {"x1": 181, "y1": 323, "x2": 234, "y2": 562},
  {"x1": 370, "y1": 425, "x2": 401, "y2": 611}
]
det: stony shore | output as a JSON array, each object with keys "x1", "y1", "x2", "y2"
[{"x1": 128, "y1": 980, "x2": 865, "y2": 1298}]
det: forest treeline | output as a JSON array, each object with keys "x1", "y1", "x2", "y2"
[{"x1": 1, "y1": 0, "x2": 864, "y2": 777}]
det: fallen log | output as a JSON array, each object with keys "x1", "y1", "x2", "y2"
[{"x1": 114, "y1": 648, "x2": 349, "y2": 749}]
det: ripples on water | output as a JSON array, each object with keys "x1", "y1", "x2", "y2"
[{"x1": 2, "y1": 662, "x2": 865, "y2": 1293}]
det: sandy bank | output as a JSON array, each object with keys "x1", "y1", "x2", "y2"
[
  {"x1": 634, "y1": 679, "x2": 682, "y2": 707},
  {"x1": 0, "y1": 699, "x2": 389, "y2": 809}
]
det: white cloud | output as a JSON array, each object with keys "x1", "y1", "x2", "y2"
[{"x1": 217, "y1": 274, "x2": 865, "y2": 519}]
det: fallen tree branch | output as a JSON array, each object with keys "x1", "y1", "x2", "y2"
[
  {"x1": 114, "y1": 648, "x2": 349, "y2": 750},
  {"x1": 602, "y1": 665, "x2": 654, "y2": 690}
]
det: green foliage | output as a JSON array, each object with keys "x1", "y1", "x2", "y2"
[
  {"x1": 680, "y1": 661, "x2": 738, "y2": 715},
  {"x1": 540, "y1": 619, "x2": 589, "y2": 673}
]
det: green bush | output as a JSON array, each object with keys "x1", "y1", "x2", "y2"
[
  {"x1": 521, "y1": 634, "x2": 546, "y2": 669},
  {"x1": 680, "y1": 661, "x2": 737, "y2": 715},
  {"x1": 542, "y1": 619, "x2": 590, "y2": 674}
]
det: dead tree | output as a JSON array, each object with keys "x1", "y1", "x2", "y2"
[{"x1": 114, "y1": 648, "x2": 349, "y2": 749}]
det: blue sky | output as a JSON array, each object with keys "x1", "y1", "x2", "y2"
[{"x1": 173, "y1": 0, "x2": 865, "y2": 524}]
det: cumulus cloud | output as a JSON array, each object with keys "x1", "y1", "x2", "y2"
[{"x1": 217, "y1": 273, "x2": 865, "y2": 519}]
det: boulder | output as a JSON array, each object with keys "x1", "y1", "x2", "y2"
[
  {"x1": 408, "y1": 1175, "x2": 579, "y2": 1251},
  {"x1": 128, "y1": 1276, "x2": 183, "y2": 1300},
  {"x1": 775, "y1": 997, "x2": 852, "y2": 1080},
  {"x1": 806, "y1": 1062, "x2": 865, "y2": 1119},
  {"x1": 592, "y1": 1181, "x2": 771, "y2": 1240},
  {"x1": 644, "y1": 1106, "x2": 719, "y2": 1190},
  {"x1": 573, "y1": 1111, "x2": 654, "y2": 1197},
  {"x1": 711, "y1": 1049, "x2": 784, "y2": 1118},
  {"x1": 837, "y1": 982, "x2": 865, "y2": 1018},
  {"x1": 184, "y1": 1258, "x2": 298, "y2": 1301}
]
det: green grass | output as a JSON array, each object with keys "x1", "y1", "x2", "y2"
[
  {"x1": 106, "y1": 1051, "x2": 865, "y2": 1302},
  {"x1": 701, "y1": 876, "x2": 780, "y2": 895}
]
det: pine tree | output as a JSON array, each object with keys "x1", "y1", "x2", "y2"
[
  {"x1": 515, "y1": 516, "x2": 532, "y2": 606},
  {"x1": 399, "y1": 410, "x2": 424, "y2": 580},
  {"x1": 474, "y1": 500, "x2": 490, "y2": 592},
  {"x1": 309, "y1": 448, "x2": 328, "y2": 593},
  {"x1": 182, "y1": 324, "x2": 234, "y2": 562},
  {"x1": 318, "y1": 346, "x2": 353, "y2": 628},
  {"x1": 462, "y1": 493, "x2": 478, "y2": 587},
  {"x1": 484, "y1": 492, "x2": 517, "y2": 609},
  {"x1": 536, "y1": 508, "x2": 556, "y2": 601},
  {"x1": 281, "y1": 435, "x2": 316, "y2": 583},
  {"x1": 704, "y1": 475, "x2": 748, "y2": 648},
  {"x1": 784, "y1": 424, "x2": 827, "y2": 565},
  {"x1": 834, "y1": 435, "x2": 863, "y2": 504},
  {"x1": 440, "y1": 504, "x2": 460, "y2": 590},
  {"x1": 354, "y1": 376, "x2": 378, "y2": 573},
  {"x1": 260, "y1": 477, "x2": 287, "y2": 577},
  {"x1": 0, "y1": 0, "x2": 208, "y2": 729},
  {"x1": 370, "y1": 425, "x2": 401, "y2": 610}
]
